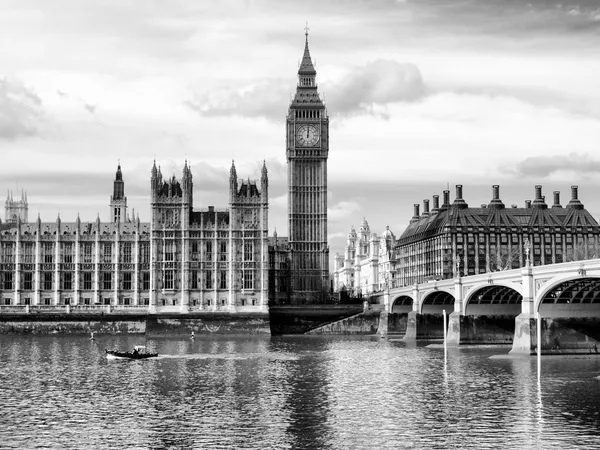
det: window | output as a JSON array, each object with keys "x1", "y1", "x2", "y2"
[
  {"x1": 219, "y1": 271, "x2": 227, "y2": 289},
  {"x1": 191, "y1": 242, "x2": 199, "y2": 261},
  {"x1": 205, "y1": 241, "x2": 213, "y2": 261},
  {"x1": 2, "y1": 243, "x2": 15, "y2": 263},
  {"x1": 4, "y1": 272, "x2": 13, "y2": 290},
  {"x1": 219, "y1": 241, "x2": 227, "y2": 262},
  {"x1": 243, "y1": 271, "x2": 253, "y2": 290},
  {"x1": 64, "y1": 298, "x2": 71, "y2": 305},
  {"x1": 82, "y1": 243, "x2": 93, "y2": 263},
  {"x1": 22, "y1": 243, "x2": 34, "y2": 263},
  {"x1": 63, "y1": 272, "x2": 72, "y2": 290},
  {"x1": 164, "y1": 270, "x2": 174, "y2": 290},
  {"x1": 23, "y1": 272, "x2": 33, "y2": 290},
  {"x1": 83, "y1": 272, "x2": 93, "y2": 290},
  {"x1": 103, "y1": 297, "x2": 111, "y2": 305},
  {"x1": 24, "y1": 298, "x2": 31, "y2": 305},
  {"x1": 191, "y1": 270, "x2": 198, "y2": 289},
  {"x1": 63, "y1": 243, "x2": 73, "y2": 264},
  {"x1": 103, "y1": 272, "x2": 112, "y2": 290},
  {"x1": 84, "y1": 298, "x2": 91, "y2": 305},
  {"x1": 123, "y1": 272, "x2": 132, "y2": 290},
  {"x1": 122, "y1": 243, "x2": 132, "y2": 263},
  {"x1": 43, "y1": 272, "x2": 53, "y2": 290},
  {"x1": 123, "y1": 298, "x2": 131, "y2": 305},
  {"x1": 44, "y1": 297, "x2": 51, "y2": 305},
  {"x1": 165, "y1": 241, "x2": 175, "y2": 261},
  {"x1": 44, "y1": 243, "x2": 53, "y2": 264},
  {"x1": 103, "y1": 243, "x2": 112, "y2": 263},
  {"x1": 140, "y1": 243, "x2": 150, "y2": 263},
  {"x1": 142, "y1": 272, "x2": 150, "y2": 290},
  {"x1": 205, "y1": 271, "x2": 213, "y2": 289},
  {"x1": 244, "y1": 243, "x2": 253, "y2": 261}
]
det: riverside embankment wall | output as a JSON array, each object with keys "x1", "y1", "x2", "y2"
[{"x1": 0, "y1": 312, "x2": 271, "y2": 335}]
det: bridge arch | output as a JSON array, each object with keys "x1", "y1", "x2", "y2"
[
  {"x1": 464, "y1": 282, "x2": 523, "y2": 316},
  {"x1": 391, "y1": 295, "x2": 413, "y2": 313},
  {"x1": 421, "y1": 290, "x2": 454, "y2": 314},
  {"x1": 535, "y1": 276, "x2": 600, "y2": 318}
]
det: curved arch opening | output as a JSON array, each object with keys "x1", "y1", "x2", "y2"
[
  {"x1": 466, "y1": 285, "x2": 523, "y2": 316},
  {"x1": 391, "y1": 295, "x2": 413, "y2": 313},
  {"x1": 422, "y1": 291, "x2": 454, "y2": 314},
  {"x1": 540, "y1": 278, "x2": 600, "y2": 318}
]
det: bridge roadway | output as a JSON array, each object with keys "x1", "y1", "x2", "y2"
[{"x1": 374, "y1": 258, "x2": 600, "y2": 354}]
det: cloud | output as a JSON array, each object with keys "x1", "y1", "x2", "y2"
[
  {"x1": 84, "y1": 103, "x2": 97, "y2": 114},
  {"x1": 184, "y1": 81, "x2": 290, "y2": 121},
  {"x1": 326, "y1": 59, "x2": 425, "y2": 116},
  {"x1": 0, "y1": 78, "x2": 44, "y2": 139},
  {"x1": 328, "y1": 201, "x2": 361, "y2": 221},
  {"x1": 511, "y1": 152, "x2": 600, "y2": 177},
  {"x1": 185, "y1": 59, "x2": 424, "y2": 120}
]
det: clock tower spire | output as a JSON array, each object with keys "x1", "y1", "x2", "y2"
[{"x1": 286, "y1": 27, "x2": 329, "y2": 302}]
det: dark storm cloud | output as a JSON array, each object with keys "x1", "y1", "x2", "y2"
[
  {"x1": 185, "y1": 60, "x2": 424, "y2": 120},
  {"x1": 511, "y1": 153, "x2": 600, "y2": 177},
  {"x1": 0, "y1": 78, "x2": 43, "y2": 140}
]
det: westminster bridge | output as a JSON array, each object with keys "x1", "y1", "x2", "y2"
[{"x1": 375, "y1": 258, "x2": 600, "y2": 354}]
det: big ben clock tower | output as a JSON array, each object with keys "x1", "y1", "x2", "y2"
[{"x1": 286, "y1": 27, "x2": 329, "y2": 301}]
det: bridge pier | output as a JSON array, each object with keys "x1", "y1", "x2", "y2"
[
  {"x1": 446, "y1": 277, "x2": 463, "y2": 345},
  {"x1": 510, "y1": 266, "x2": 535, "y2": 355}
]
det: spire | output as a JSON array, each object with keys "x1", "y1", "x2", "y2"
[
  {"x1": 299, "y1": 22, "x2": 316, "y2": 76},
  {"x1": 261, "y1": 160, "x2": 268, "y2": 179},
  {"x1": 230, "y1": 160, "x2": 237, "y2": 180},
  {"x1": 151, "y1": 159, "x2": 158, "y2": 178},
  {"x1": 112, "y1": 162, "x2": 125, "y2": 200}
]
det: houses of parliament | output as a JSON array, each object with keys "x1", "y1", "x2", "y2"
[{"x1": 0, "y1": 31, "x2": 330, "y2": 311}]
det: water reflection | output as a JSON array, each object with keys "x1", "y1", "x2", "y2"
[{"x1": 1, "y1": 335, "x2": 600, "y2": 449}]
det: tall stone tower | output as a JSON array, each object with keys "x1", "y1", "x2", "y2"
[
  {"x1": 286, "y1": 29, "x2": 329, "y2": 301},
  {"x1": 5, "y1": 190, "x2": 28, "y2": 223},
  {"x1": 109, "y1": 163, "x2": 127, "y2": 223}
]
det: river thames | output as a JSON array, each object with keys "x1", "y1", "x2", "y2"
[{"x1": 1, "y1": 334, "x2": 599, "y2": 449}]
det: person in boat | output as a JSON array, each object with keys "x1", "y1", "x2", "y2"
[{"x1": 133, "y1": 348, "x2": 139, "y2": 355}]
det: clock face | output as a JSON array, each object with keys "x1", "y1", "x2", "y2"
[{"x1": 296, "y1": 125, "x2": 319, "y2": 147}]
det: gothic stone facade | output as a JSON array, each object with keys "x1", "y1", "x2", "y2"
[
  {"x1": 333, "y1": 219, "x2": 397, "y2": 296},
  {"x1": 0, "y1": 162, "x2": 269, "y2": 313},
  {"x1": 283, "y1": 31, "x2": 330, "y2": 302}
]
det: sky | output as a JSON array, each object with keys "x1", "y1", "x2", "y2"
[{"x1": 2, "y1": 0, "x2": 600, "y2": 262}]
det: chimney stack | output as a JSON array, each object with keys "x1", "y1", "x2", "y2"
[
  {"x1": 488, "y1": 184, "x2": 505, "y2": 209},
  {"x1": 567, "y1": 185, "x2": 583, "y2": 209},
  {"x1": 411, "y1": 204, "x2": 420, "y2": 222},
  {"x1": 533, "y1": 185, "x2": 547, "y2": 208},
  {"x1": 452, "y1": 185, "x2": 468, "y2": 209},
  {"x1": 552, "y1": 191, "x2": 561, "y2": 208},
  {"x1": 423, "y1": 199, "x2": 430, "y2": 216},
  {"x1": 432, "y1": 195, "x2": 439, "y2": 211},
  {"x1": 525, "y1": 200, "x2": 532, "y2": 208},
  {"x1": 442, "y1": 190, "x2": 451, "y2": 209}
]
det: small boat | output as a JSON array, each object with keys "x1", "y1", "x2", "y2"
[{"x1": 105, "y1": 345, "x2": 158, "y2": 360}]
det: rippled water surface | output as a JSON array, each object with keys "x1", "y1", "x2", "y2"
[{"x1": 1, "y1": 335, "x2": 600, "y2": 449}]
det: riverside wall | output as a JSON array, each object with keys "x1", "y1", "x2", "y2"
[{"x1": 0, "y1": 312, "x2": 270, "y2": 335}]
